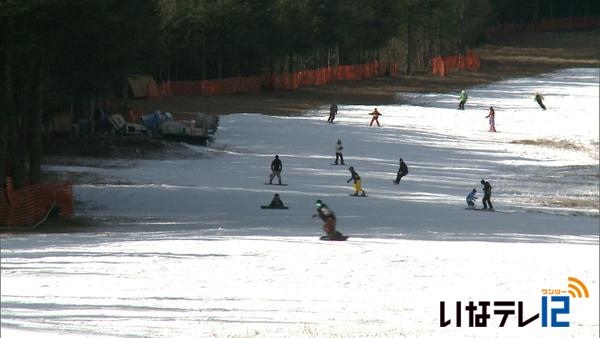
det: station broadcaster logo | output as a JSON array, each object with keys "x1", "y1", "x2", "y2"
[{"x1": 439, "y1": 277, "x2": 589, "y2": 328}]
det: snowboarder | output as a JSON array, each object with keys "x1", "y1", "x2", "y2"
[
  {"x1": 480, "y1": 179, "x2": 493, "y2": 210},
  {"x1": 347, "y1": 166, "x2": 366, "y2": 196},
  {"x1": 369, "y1": 108, "x2": 381, "y2": 127},
  {"x1": 534, "y1": 92, "x2": 546, "y2": 110},
  {"x1": 485, "y1": 106, "x2": 496, "y2": 132},
  {"x1": 334, "y1": 139, "x2": 345, "y2": 165},
  {"x1": 312, "y1": 200, "x2": 343, "y2": 239},
  {"x1": 328, "y1": 103, "x2": 338, "y2": 123},
  {"x1": 458, "y1": 90, "x2": 468, "y2": 110},
  {"x1": 268, "y1": 155, "x2": 283, "y2": 185},
  {"x1": 394, "y1": 158, "x2": 409, "y2": 184},
  {"x1": 466, "y1": 189, "x2": 478, "y2": 209},
  {"x1": 261, "y1": 193, "x2": 287, "y2": 209}
]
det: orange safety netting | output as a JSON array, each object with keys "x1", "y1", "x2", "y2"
[
  {"x1": 431, "y1": 50, "x2": 480, "y2": 77},
  {"x1": 149, "y1": 61, "x2": 388, "y2": 98},
  {"x1": 1, "y1": 178, "x2": 74, "y2": 227}
]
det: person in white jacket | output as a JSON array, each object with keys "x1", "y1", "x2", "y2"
[{"x1": 334, "y1": 139, "x2": 345, "y2": 165}]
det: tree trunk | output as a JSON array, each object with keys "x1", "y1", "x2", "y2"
[
  {"x1": 28, "y1": 61, "x2": 44, "y2": 184},
  {"x1": 202, "y1": 36, "x2": 206, "y2": 80},
  {"x1": 0, "y1": 50, "x2": 12, "y2": 187},
  {"x1": 456, "y1": 0, "x2": 466, "y2": 54},
  {"x1": 217, "y1": 48, "x2": 222, "y2": 78},
  {"x1": 9, "y1": 52, "x2": 30, "y2": 188},
  {"x1": 89, "y1": 99, "x2": 95, "y2": 136},
  {"x1": 406, "y1": 16, "x2": 414, "y2": 74}
]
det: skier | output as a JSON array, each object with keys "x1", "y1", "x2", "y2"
[
  {"x1": 480, "y1": 179, "x2": 493, "y2": 210},
  {"x1": 394, "y1": 158, "x2": 409, "y2": 185},
  {"x1": 369, "y1": 108, "x2": 381, "y2": 127},
  {"x1": 534, "y1": 92, "x2": 546, "y2": 110},
  {"x1": 458, "y1": 90, "x2": 468, "y2": 110},
  {"x1": 328, "y1": 103, "x2": 338, "y2": 123},
  {"x1": 268, "y1": 155, "x2": 283, "y2": 185},
  {"x1": 485, "y1": 106, "x2": 497, "y2": 132},
  {"x1": 312, "y1": 199, "x2": 343, "y2": 239},
  {"x1": 334, "y1": 139, "x2": 345, "y2": 165},
  {"x1": 347, "y1": 166, "x2": 366, "y2": 197},
  {"x1": 466, "y1": 189, "x2": 478, "y2": 209}
]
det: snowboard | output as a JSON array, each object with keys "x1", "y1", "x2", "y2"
[
  {"x1": 465, "y1": 207, "x2": 495, "y2": 212},
  {"x1": 349, "y1": 193, "x2": 367, "y2": 197},
  {"x1": 260, "y1": 205, "x2": 289, "y2": 209},
  {"x1": 320, "y1": 235, "x2": 349, "y2": 241},
  {"x1": 264, "y1": 183, "x2": 288, "y2": 186},
  {"x1": 331, "y1": 163, "x2": 346, "y2": 166}
]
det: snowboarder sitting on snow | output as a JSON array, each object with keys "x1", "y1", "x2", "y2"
[
  {"x1": 312, "y1": 200, "x2": 342, "y2": 238},
  {"x1": 335, "y1": 139, "x2": 345, "y2": 165},
  {"x1": 267, "y1": 193, "x2": 285, "y2": 208},
  {"x1": 534, "y1": 92, "x2": 546, "y2": 110},
  {"x1": 480, "y1": 179, "x2": 493, "y2": 210},
  {"x1": 466, "y1": 189, "x2": 478, "y2": 209},
  {"x1": 394, "y1": 158, "x2": 409, "y2": 184},
  {"x1": 269, "y1": 155, "x2": 283, "y2": 185},
  {"x1": 347, "y1": 166, "x2": 366, "y2": 197}
]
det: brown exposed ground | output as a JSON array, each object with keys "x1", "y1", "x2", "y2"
[{"x1": 128, "y1": 30, "x2": 600, "y2": 117}]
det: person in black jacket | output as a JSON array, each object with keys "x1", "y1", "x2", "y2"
[
  {"x1": 269, "y1": 155, "x2": 283, "y2": 185},
  {"x1": 312, "y1": 200, "x2": 343, "y2": 238},
  {"x1": 394, "y1": 158, "x2": 409, "y2": 184},
  {"x1": 328, "y1": 103, "x2": 338, "y2": 123},
  {"x1": 480, "y1": 179, "x2": 493, "y2": 210},
  {"x1": 534, "y1": 92, "x2": 546, "y2": 110}
]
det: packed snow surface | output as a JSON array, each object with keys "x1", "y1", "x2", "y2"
[{"x1": 2, "y1": 68, "x2": 599, "y2": 337}]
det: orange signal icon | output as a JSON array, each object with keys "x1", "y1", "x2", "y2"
[{"x1": 567, "y1": 277, "x2": 589, "y2": 298}]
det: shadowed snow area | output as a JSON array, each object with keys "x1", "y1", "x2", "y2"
[{"x1": 1, "y1": 68, "x2": 599, "y2": 337}]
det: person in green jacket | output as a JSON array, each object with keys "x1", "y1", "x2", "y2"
[{"x1": 458, "y1": 90, "x2": 468, "y2": 110}]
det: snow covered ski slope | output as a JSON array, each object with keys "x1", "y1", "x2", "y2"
[{"x1": 1, "y1": 68, "x2": 598, "y2": 337}]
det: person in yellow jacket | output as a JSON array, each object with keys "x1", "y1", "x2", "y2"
[{"x1": 458, "y1": 90, "x2": 468, "y2": 110}]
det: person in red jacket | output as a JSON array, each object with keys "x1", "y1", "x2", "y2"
[{"x1": 369, "y1": 108, "x2": 382, "y2": 127}]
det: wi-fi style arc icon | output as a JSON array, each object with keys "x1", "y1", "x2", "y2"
[{"x1": 567, "y1": 277, "x2": 589, "y2": 298}]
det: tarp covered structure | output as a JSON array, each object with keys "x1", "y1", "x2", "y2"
[{"x1": 128, "y1": 75, "x2": 157, "y2": 98}]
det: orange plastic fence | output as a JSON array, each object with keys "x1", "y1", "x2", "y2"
[
  {"x1": 148, "y1": 61, "x2": 391, "y2": 99},
  {"x1": 1, "y1": 178, "x2": 74, "y2": 227},
  {"x1": 486, "y1": 16, "x2": 600, "y2": 40},
  {"x1": 431, "y1": 51, "x2": 480, "y2": 77}
]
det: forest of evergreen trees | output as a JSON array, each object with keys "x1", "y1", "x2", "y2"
[{"x1": 1, "y1": 0, "x2": 598, "y2": 188}]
